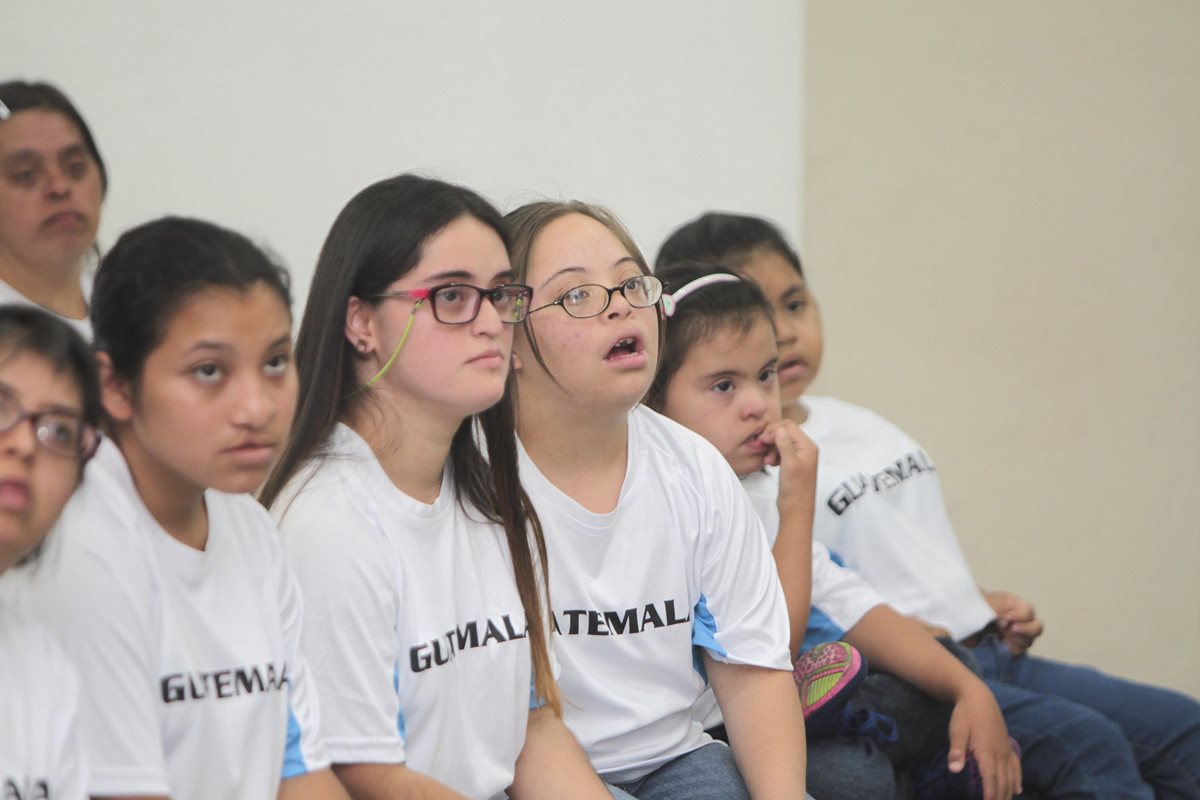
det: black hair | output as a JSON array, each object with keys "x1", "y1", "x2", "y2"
[
  {"x1": 260, "y1": 173, "x2": 560, "y2": 714},
  {"x1": 0, "y1": 80, "x2": 108, "y2": 196},
  {"x1": 644, "y1": 261, "x2": 774, "y2": 412},
  {"x1": 0, "y1": 304, "x2": 100, "y2": 431},
  {"x1": 0, "y1": 304, "x2": 101, "y2": 566},
  {"x1": 655, "y1": 211, "x2": 803, "y2": 277},
  {"x1": 91, "y1": 216, "x2": 291, "y2": 385}
]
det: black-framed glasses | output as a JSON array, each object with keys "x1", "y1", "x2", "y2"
[
  {"x1": 0, "y1": 386, "x2": 99, "y2": 459},
  {"x1": 373, "y1": 283, "x2": 534, "y2": 324},
  {"x1": 530, "y1": 274, "x2": 664, "y2": 319}
]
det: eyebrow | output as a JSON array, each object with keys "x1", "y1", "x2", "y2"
[
  {"x1": 182, "y1": 333, "x2": 293, "y2": 357},
  {"x1": 0, "y1": 378, "x2": 82, "y2": 416},
  {"x1": 537, "y1": 256, "x2": 639, "y2": 292},
  {"x1": 701, "y1": 367, "x2": 746, "y2": 382},
  {"x1": 425, "y1": 267, "x2": 514, "y2": 284},
  {"x1": 42, "y1": 402, "x2": 84, "y2": 417},
  {"x1": 2, "y1": 144, "x2": 89, "y2": 165}
]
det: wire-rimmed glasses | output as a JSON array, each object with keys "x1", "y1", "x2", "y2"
[{"x1": 530, "y1": 275, "x2": 664, "y2": 319}]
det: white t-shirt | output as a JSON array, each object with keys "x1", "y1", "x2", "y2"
[
  {"x1": 0, "y1": 604, "x2": 87, "y2": 800},
  {"x1": 0, "y1": 274, "x2": 92, "y2": 340},
  {"x1": 272, "y1": 423, "x2": 538, "y2": 800},
  {"x1": 519, "y1": 406, "x2": 792, "y2": 783},
  {"x1": 1, "y1": 438, "x2": 329, "y2": 799},
  {"x1": 801, "y1": 396, "x2": 996, "y2": 640},
  {"x1": 695, "y1": 466, "x2": 887, "y2": 730}
]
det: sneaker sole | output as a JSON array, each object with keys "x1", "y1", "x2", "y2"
[{"x1": 793, "y1": 641, "x2": 865, "y2": 717}]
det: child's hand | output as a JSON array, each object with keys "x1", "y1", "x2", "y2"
[
  {"x1": 947, "y1": 682, "x2": 1023, "y2": 800},
  {"x1": 983, "y1": 588, "x2": 1044, "y2": 656},
  {"x1": 758, "y1": 420, "x2": 817, "y2": 515}
]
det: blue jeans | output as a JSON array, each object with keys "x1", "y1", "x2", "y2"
[
  {"x1": 605, "y1": 742, "x2": 815, "y2": 800},
  {"x1": 606, "y1": 743, "x2": 749, "y2": 800},
  {"x1": 969, "y1": 634, "x2": 1200, "y2": 799},
  {"x1": 807, "y1": 735, "x2": 905, "y2": 800}
]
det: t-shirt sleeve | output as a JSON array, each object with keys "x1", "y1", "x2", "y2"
[
  {"x1": 691, "y1": 448, "x2": 793, "y2": 672},
  {"x1": 276, "y1": 556, "x2": 332, "y2": 779},
  {"x1": 40, "y1": 627, "x2": 90, "y2": 800},
  {"x1": 30, "y1": 523, "x2": 171, "y2": 796},
  {"x1": 809, "y1": 540, "x2": 886, "y2": 633},
  {"x1": 277, "y1": 486, "x2": 407, "y2": 766}
]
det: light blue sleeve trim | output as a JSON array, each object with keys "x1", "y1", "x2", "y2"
[
  {"x1": 281, "y1": 706, "x2": 308, "y2": 779},
  {"x1": 529, "y1": 672, "x2": 546, "y2": 710},
  {"x1": 802, "y1": 607, "x2": 847, "y2": 653},
  {"x1": 393, "y1": 661, "x2": 407, "y2": 740},
  {"x1": 691, "y1": 593, "x2": 729, "y2": 658}
]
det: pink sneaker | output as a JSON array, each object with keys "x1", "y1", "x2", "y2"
[{"x1": 793, "y1": 641, "x2": 868, "y2": 738}]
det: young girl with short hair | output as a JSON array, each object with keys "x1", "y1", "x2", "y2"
[
  {"x1": 0, "y1": 306, "x2": 100, "y2": 799},
  {"x1": 261, "y1": 174, "x2": 609, "y2": 800},
  {"x1": 647, "y1": 261, "x2": 1020, "y2": 800},
  {"x1": 505, "y1": 200, "x2": 808, "y2": 800},
  {"x1": 0, "y1": 81, "x2": 107, "y2": 336},
  {"x1": 657, "y1": 211, "x2": 1200, "y2": 799},
  {"x1": 6, "y1": 217, "x2": 344, "y2": 800}
]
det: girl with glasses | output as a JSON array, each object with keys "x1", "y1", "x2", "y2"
[
  {"x1": 0, "y1": 81, "x2": 107, "y2": 338},
  {"x1": 0, "y1": 306, "x2": 99, "y2": 799},
  {"x1": 5, "y1": 218, "x2": 346, "y2": 800},
  {"x1": 504, "y1": 200, "x2": 809, "y2": 800},
  {"x1": 261, "y1": 174, "x2": 610, "y2": 799}
]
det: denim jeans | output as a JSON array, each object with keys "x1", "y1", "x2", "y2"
[
  {"x1": 969, "y1": 633, "x2": 1200, "y2": 799},
  {"x1": 605, "y1": 742, "x2": 814, "y2": 800}
]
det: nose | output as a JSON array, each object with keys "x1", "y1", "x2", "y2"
[
  {"x1": 471, "y1": 293, "x2": 505, "y2": 336},
  {"x1": 231, "y1": 375, "x2": 277, "y2": 428},
  {"x1": 604, "y1": 286, "x2": 634, "y2": 320},
  {"x1": 775, "y1": 315, "x2": 798, "y2": 348},
  {"x1": 742, "y1": 387, "x2": 769, "y2": 420},
  {"x1": 45, "y1": 164, "x2": 72, "y2": 199}
]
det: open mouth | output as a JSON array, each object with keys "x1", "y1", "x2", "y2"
[
  {"x1": 0, "y1": 479, "x2": 31, "y2": 512},
  {"x1": 606, "y1": 336, "x2": 640, "y2": 359}
]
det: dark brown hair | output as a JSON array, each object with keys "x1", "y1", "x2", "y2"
[{"x1": 260, "y1": 174, "x2": 559, "y2": 714}]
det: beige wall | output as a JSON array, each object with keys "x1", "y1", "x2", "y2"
[{"x1": 804, "y1": 1, "x2": 1199, "y2": 695}]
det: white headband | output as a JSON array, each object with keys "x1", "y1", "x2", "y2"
[
  {"x1": 0, "y1": 100, "x2": 10, "y2": 121},
  {"x1": 661, "y1": 273, "x2": 742, "y2": 317}
]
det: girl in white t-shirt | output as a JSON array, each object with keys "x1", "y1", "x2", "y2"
[
  {"x1": 0, "y1": 306, "x2": 100, "y2": 800},
  {"x1": 0, "y1": 82, "x2": 105, "y2": 338},
  {"x1": 646, "y1": 261, "x2": 1020, "y2": 800},
  {"x1": 504, "y1": 201, "x2": 807, "y2": 800},
  {"x1": 260, "y1": 174, "x2": 610, "y2": 800},
  {"x1": 9, "y1": 217, "x2": 346, "y2": 800}
]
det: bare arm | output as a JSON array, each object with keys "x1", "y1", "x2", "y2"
[
  {"x1": 509, "y1": 707, "x2": 610, "y2": 800},
  {"x1": 843, "y1": 605, "x2": 1021, "y2": 800},
  {"x1": 278, "y1": 768, "x2": 352, "y2": 800},
  {"x1": 760, "y1": 421, "x2": 817, "y2": 660},
  {"x1": 331, "y1": 763, "x2": 471, "y2": 800},
  {"x1": 706, "y1": 656, "x2": 807, "y2": 799}
]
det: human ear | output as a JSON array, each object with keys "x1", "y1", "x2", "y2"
[
  {"x1": 97, "y1": 352, "x2": 134, "y2": 423},
  {"x1": 511, "y1": 351, "x2": 524, "y2": 372},
  {"x1": 345, "y1": 296, "x2": 376, "y2": 355}
]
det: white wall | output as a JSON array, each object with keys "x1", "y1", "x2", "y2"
[{"x1": 2, "y1": 1, "x2": 803, "y2": 312}]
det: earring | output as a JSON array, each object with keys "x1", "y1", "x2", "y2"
[{"x1": 356, "y1": 340, "x2": 369, "y2": 353}]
